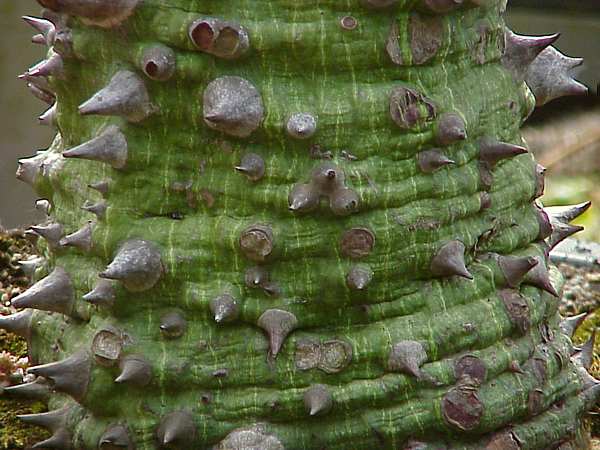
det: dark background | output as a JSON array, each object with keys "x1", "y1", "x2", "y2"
[{"x1": 1, "y1": 1, "x2": 599, "y2": 228}]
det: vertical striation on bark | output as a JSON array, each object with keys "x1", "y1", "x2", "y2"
[{"x1": 5, "y1": 0, "x2": 596, "y2": 448}]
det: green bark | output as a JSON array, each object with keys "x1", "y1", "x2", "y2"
[{"x1": 4, "y1": 0, "x2": 596, "y2": 448}]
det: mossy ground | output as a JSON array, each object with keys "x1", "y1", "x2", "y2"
[{"x1": 0, "y1": 230, "x2": 48, "y2": 450}]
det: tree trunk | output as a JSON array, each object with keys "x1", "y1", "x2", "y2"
[{"x1": 4, "y1": 0, "x2": 597, "y2": 448}]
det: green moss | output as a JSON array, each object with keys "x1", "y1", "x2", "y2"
[{"x1": 0, "y1": 398, "x2": 49, "y2": 450}]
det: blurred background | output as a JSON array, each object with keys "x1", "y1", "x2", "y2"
[{"x1": 0, "y1": 0, "x2": 599, "y2": 234}]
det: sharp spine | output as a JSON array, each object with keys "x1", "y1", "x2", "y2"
[
  {"x1": 78, "y1": 70, "x2": 156, "y2": 122},
  {"x1": 88, "y1": 180, "x2": 110, "y2": 197},
  {"x1": 114, "y1": 355, "x2": 152, "y2": 386},
  {"x1": 0, "y1": 309, "x2": 33, "y2": 339},
  {"x1": 58, "y1": 221, "x2": 93, "y2": 252},
  {"x1": 235, "y1": 153, "x2": 265, "y2": 181},
  {"x1": 82, "y1": 279, "x2": 116, "y2": 305},
  {"x1": 27, "y1": 82, "x2": 55, "y2": 104},
  {"x1": 16, "y1": 154, "x2": 44, "y2": 186},
  {"x1": 502, "y1": 29, "x2": 559, "y2": 80},
  {"x1": 497, "y1": 255, "x2": 538, "y2": 288},
  {"x1": 526, "y1": 46, "x2": 588, "y2": 106},
  {"x1": 3, "y1": 377, "x2": 51, "y2": 400},
  {"x1": 417, "y1": 149, "x2": 455, "y2": 173},
  {"x1": 99, "y1": 239, "x2": 163, "y2": 292},
  {"x1": 99, "y1": 424, "x2": 133, "y2": 449},
  {"x1": 82, "y1": 200, "x2": 107, "y2": 219},
  {"x1": 304, "y1": 384, "x2": 333, "y2": 416},
  {"x1": 574, "y1": 330, "x2": 596, "y2": 370},
  {"x1": 18, "y1": 406, "x2": 69, "y2": 430},
  {"x1": 430, "y1": 240, "x2": 473, "y2": 279},
  {"x1": 29, "y1": 222, "x2": 64, "y2": 248},
  {"x1": 156, "y1": 411, "x2": 196, "y2": 446},
  {"x1": 27, "y1": 351, "x2": 91, "y2": 400},
  {"x1": 38, "y1": 103, "x2": 57, "y2": 126},
  {"x1": 546, "y1": 201, "x2": 592, "y2": 224},
  {"x1": 479, "y1": 137, "x2": 528, "y2": 168},
  {"x1": 22, "y1": 15, "x2": 56, "y2": 46},
  {"x1": 560, "y1": 312, "x2": 589, "y2": 338},
  {"x1": 32, "y1": 428, "x2": 71, "y2": 449},
  {"x1": 21, "y1": 52, "x2": 64, "y2": 78},
  {"x1": 210, "y1": 294, "x2": 240, "y2": 323},
  {"x1": 257, "y1": 309, "x2": 298, "y2": 359},
  {"x1": 62, "y1": 125, "x2": 128, "y2": 169},
  {"x1": 523, "y1": 256, "x2": 559, "y2": 296},
  {"x1": 11, "y1": 267, "x2": 74, "y2": 316}
]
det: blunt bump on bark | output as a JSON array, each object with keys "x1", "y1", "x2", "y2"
[
  {"x1": 286, "y1": 113, "x2": 318, "y2": 139},
  {"x1": 418, "y1": 149, "x2": 454, "y2": 173},
  {"x1": 387, "y1": 340, "x2": 428, "y2": 378},
  {"x1": 235, "y1": 153, "x2": 265, "y2": 181},
  {"x1": 329, "y1": 187, "x2": 360, "y2": 216},
  {"x1": 140, "y1": 44, "x2": 176, "y2": 81},
  {"x1": 92, "y1": 328, "x2": 123, "y2": 366},
  {"x1": 216, "y1": 424, "x2": 284, "y2": 450},
  {"x1": 11, "y1": 266, "x2": 75, "y2": 316},
  {"x1": 189, "y1": 18, "x2": 250, "y2": 60},
  {"x1": 421, "y1": 0, "x2": 464, "y2": 14},
  {"x1": 210, "y1": 294, "x2": 240, "y2": 323},
  {"x1": 346, "y1": 265, "x2": 373, "y2": 291},
  {"x1": 100, "y1": 239, "x2": 163, "y2": 292},
  {"x1": 239, "y1": 225, "x2": 274, "y2": 262},
  {"x1": 78, "y1": 70, "x2": 156, "y2": 122},
  {"x1": 37, "y1": 0, "x2": 140, "y2": 28},
  {"x1": 203, "y1": 76, "x2": 264, "y2": 137},
  {"x1": 436, "y1": 112, "x2": 467, "y2": 146},
  {"x1": 389, "y1": 86, "x2": 436, "y2": 129},
  {"x1": 159, "y1": 311, "x2": 188, "y2": 338}
]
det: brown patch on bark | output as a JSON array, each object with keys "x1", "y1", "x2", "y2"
[{"x1": 441, "y1": 384, "x2": 483, "y2": 431}]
